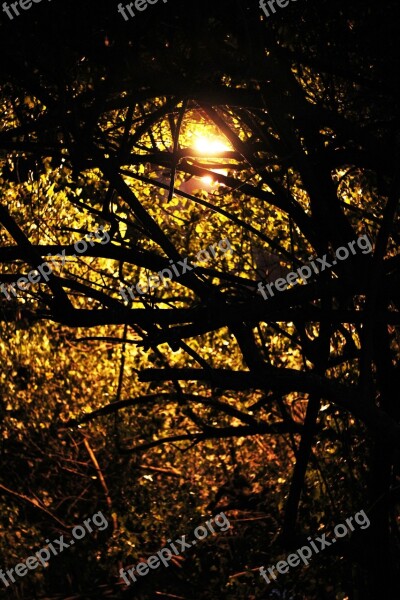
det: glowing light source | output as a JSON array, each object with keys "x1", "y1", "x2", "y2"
[
  {"x1": 177, "y1": 132, "x2": 232, "y2": 193},
  {"x1": 194, "y1": 136, "x2": 231, "y2": 155}
]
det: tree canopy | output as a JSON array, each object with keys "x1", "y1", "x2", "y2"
[{"x1": 0, "y1": 1, "x2": 399, "y2": 598}]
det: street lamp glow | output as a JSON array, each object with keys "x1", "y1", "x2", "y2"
[{"x1": 194, "y1": 136, "x2": 231, "y2": 155}]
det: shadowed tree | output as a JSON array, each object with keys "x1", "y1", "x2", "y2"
[{"x1": 0, "y1": 0, "x2": 399, "y2": 598}]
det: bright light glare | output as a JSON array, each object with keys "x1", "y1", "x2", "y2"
[
  {"x1": 201, "y1": 175, "x2": 214, "y2": 185},
  {"x1": 194, "y1": 136, "x2": 231, "y2": 155}
]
